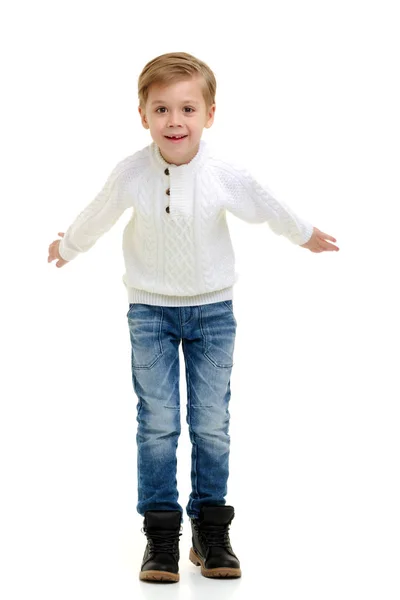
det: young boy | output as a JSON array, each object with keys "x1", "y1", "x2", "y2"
[{"x1": 48, "y1": 52, "x2": 339, "y2": 583}]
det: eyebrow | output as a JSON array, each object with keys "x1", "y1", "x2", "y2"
[{"x1": 151, "y1": 99, "x2": 200, "y2": 105}]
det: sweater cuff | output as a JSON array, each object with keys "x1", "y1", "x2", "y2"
[
  {"x1": 296, "y1": 220, "x2": 314, "y2": 245},
  {"x1": 58, "y1": 239, "x2": 80, "y2": 261}
]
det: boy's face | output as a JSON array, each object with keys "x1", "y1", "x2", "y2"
[{"x1": 138, "y1": 76, "x2": 215, "y2": 165}]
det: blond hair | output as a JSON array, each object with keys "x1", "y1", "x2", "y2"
[{"x1": 138, "y1": 52, "x2": 217, "y2": 111}]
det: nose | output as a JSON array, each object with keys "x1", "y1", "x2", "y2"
[{"x1": 166, "y1": 109, "x2": 184, "y2": 127}]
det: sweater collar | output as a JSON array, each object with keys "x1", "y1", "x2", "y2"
[{"x1": 150, "y1": 138, "x2": 209, "y2": 174}]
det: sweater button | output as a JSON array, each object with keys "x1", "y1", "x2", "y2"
[
  {"x1": 166, "y1": 188, "x2": 170, "y2": 195},
  {"x1": 164, "y1": 168, "x2": 169, "y2": 175},
  {"x1": 165, "y1": 206, "x2": 170, "y2": 213}
]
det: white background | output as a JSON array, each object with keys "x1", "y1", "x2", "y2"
[{"x1": 1, "y1": 1, "x2": 399, "y2": 598}]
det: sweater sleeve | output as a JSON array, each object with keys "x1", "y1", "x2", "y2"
[
  {"x1": 216, "y1": 161, "x2": 314, "y2": 246},
  {"x1": 58, "y1": 157, "x2": 134, "y2": 261}
]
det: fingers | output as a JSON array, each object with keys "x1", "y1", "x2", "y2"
[
  {"x1": 48, "y1": 236, "x2": 63, "y2": 263},
  {"x1": 321, "y1": 233, "x2": 336, "y2": 242},
  {"x1": 48, "y1": 243, "x2": 56, "y2": 262},
  {"x1": 318, "y1": 241, "x2": 339, "y2": 252},
  {"x1": 316, "y1": 230, "x2": 339, "y2": 251},
  {"x1": 313, "y1": 227, "x2": 335, "y2": 241}
]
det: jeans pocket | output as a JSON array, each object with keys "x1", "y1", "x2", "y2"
[
  {"x1": 201, "y1": 302, "x2": 237, "y2": 368},
  {"x1": 127, "y1": 304, "x2": 164, "y2": 369},
  {"x1": 222, "y1": 300, "x2": 234, "y2": 312}
]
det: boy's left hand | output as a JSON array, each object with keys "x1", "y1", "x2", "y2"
[{"x1": 300, "y1": 227, "x2": 339, "y2": 253}]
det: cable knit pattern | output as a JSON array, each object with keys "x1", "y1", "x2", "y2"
[
  {"x1": 164, "y1": 215, "x2": 197, "y2": 294},
  {"x1": 59, "y1": 139, "x2": 313, "y2": 306}
]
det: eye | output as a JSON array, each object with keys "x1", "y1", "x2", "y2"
[{"x1": 155, "y1": 107, "x2": 194, "y2": 113}]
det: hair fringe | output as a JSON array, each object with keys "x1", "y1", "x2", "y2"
[{"x1": 138, "y1": 52, "x2": 217, "y2": 110}]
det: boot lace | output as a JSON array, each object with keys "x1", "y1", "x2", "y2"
[
  {"x1": 141, "y1": 525, "x2": 183, "y2": 554},
  {"x1": 197, "y1": 523, "x2": 232, "y2": 548}
]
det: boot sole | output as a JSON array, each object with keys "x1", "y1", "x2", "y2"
[
  {"x1": 139, "y1": 569, "x2": 179, "y2": 582},
  {"x1": 189, "y1": 547, "x2": 242, "y2": 578}
]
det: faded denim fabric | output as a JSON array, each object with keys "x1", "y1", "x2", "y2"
[{"x1": 127, "y1": 300, "x2": 237, "y2": 519}]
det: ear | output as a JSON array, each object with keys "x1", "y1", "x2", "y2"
[
  {"x1": 138, "y1": 106, "x2": 149, "y2": 129},
  {"x1": 205, "y1": 104, "x2": 216, "y2": 128}
]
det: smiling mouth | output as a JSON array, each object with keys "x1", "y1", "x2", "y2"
[{"x1": 165, "y1": 135, "x2": 188, "y2": 140}]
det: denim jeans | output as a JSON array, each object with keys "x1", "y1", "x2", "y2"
[{"x1": 126, "y1": 300, "x2": 237, "y2": 520}]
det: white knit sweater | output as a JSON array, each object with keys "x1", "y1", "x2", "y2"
[{"x1": 59, "y1": 139, "x2": 314, "y2": 306}]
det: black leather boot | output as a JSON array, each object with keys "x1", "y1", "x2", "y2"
[
  {"x1": 189, "y1": 505, "x2": 242, "y2": 578},
  {"x1": 139, "y1": 510, "x2": 182, "y2": 582}
]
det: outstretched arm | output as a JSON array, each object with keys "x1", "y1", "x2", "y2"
[{"x1": 216, "y1": 162, "x2": 314, "y2": 245}]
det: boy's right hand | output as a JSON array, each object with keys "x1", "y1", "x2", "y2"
[{"x1": 48, "y1": 232, "x2": 69, "y2": 268}]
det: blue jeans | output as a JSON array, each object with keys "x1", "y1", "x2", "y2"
[{"x1": 126, "y1": 300, "x2": 237, "y2": 520}]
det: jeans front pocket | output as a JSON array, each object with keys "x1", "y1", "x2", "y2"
[
  {"x1": 201, "y1": 301, "x2": 237, "y2": 368},
  {"x1": 222, "y1": 300, "x2": 234, "y2": 312},
  {"x1": 127, "y1": 304, "x2": 164, "y2": 369}
]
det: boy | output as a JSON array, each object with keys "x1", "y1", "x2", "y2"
[{"x1": 48, "y1": 52, "x2": 339, "y2": 583}]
